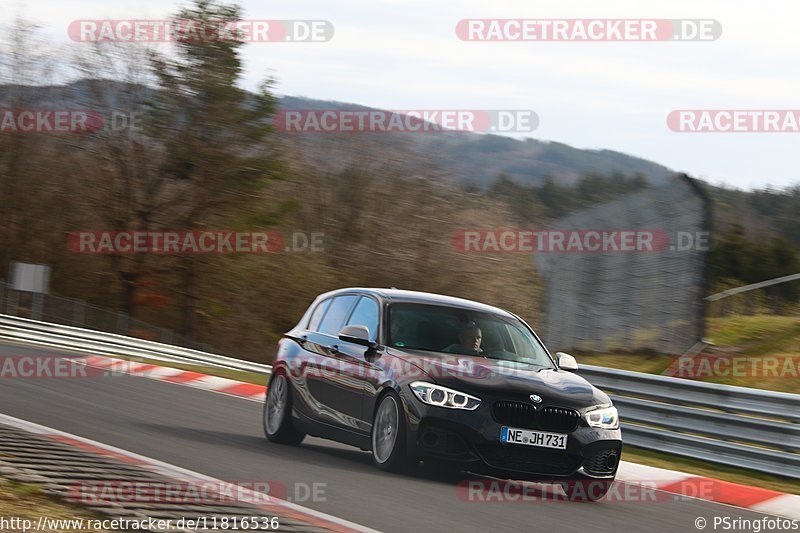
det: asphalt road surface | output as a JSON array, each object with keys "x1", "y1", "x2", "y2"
[{"x1": 0, "y1": 341, "x2": 785, "y2": 533}]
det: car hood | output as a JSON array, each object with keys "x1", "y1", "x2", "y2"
[{"x1": 388, "y1": 348, "x2": 609, "y2": 409}]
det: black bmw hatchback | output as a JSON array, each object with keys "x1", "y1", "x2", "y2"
[{"x1": 264, "y1": 288, "x2": 622, "y2": 500}]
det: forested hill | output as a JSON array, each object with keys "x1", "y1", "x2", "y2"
[{"x1": 2, "y1": 80, "x2": 673, "y2": 187}]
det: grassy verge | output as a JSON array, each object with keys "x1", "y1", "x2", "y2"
[
  {"x1": 707, "y1": 315, "x2": 800, "y2": 355},
  {"x1": 0, "y1": 478, "x2": 120, "y2": 531},
  {"x1": 573, "y1": 353, "x2": 673, "y2": 374},
  {"x1": 135, "y1": 358, "x2": 268, "y2": 386},
  {"x1": 572, "y1": 315, "x2": 800, "y2": 393},
  {"x1": 622, "y1": 445, "x2": 800, "y2": 495}
]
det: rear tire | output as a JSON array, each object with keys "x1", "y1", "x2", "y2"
[
  {"x1": 263, "y1": 373, "x2": 305, "y2": 445},
  {"x1": 371, "y1": 392, "x2": 409, "y2": 472}
]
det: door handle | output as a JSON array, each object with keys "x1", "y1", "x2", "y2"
[{"x1": 329, "y1": 344, "x2": 340, "y2": 354}]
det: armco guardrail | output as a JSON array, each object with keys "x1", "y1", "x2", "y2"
[
  {"x1": 579, "y1": 364, "x2": 799, "y2": 423},
  {"x1": 578, "y1": 364, "x2": 800, "y2": 479},
  {"x1": 0, "y1": 313, "x2": 797, "y2": 479},
  {"x1": 0, "y1": 314, "x2": 270, "y2": 375}
]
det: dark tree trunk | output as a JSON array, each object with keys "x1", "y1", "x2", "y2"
[{"x1": 179, "y1": 256, "x2": 198, "y2": 341}]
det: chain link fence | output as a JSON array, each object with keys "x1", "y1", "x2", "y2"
[
  {"x1": 706, "y1": 284, "x2": 800, "y2": 317},
  {"x1": 0, "y1": 279, "x2": 213, "y2": 352},
  {"x1": 534, "y1": 174, "x2": 711, "y2": 354}
]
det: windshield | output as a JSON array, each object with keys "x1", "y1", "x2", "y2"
[{"x1": 388, "y1": 303, "x2": 553, "y2": 369}]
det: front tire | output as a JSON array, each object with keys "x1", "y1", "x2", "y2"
[
  {"x1": 371, "y1": 392, "x2": 409, "y2": 472},
  {"x1": 263, "y1": 373, "x2": 305, "y2": 445}
]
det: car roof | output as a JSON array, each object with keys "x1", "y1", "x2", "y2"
[{"x1": 317, "y1": 287, "x2": 517, "y2": 318}]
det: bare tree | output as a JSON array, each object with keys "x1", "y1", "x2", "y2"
[{"x1": 148, "y1": 0, "x2": 280, "y2": 338}]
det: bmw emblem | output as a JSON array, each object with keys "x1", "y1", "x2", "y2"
[{"x1": 530, "y1": 394, "x2": 543, "y2": 404}]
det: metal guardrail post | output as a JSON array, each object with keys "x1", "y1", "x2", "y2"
[
  {"x1": 116, "y1": 311, "x2": 129, "y2": 335},
  {"x1": 72, "y1": 300, "x2": 85, "y2": 327},
  {"x1": 31, "y1": 293, "x2": 44, "y2": 321},
  {"x1": 6, "y1": 290, "x2": 18, "y2": 315}
]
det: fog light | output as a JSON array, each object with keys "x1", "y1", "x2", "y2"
[{"x1": 422, "y1": 430, "x2": 440, "y2": 448}]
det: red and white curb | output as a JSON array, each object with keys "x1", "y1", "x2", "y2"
[
  {"x1": 75, "y1": 354, "x2": 267, "y2": 402},
  {"x1": 616, "y1": 461, "x2": 800, "y2": 519},
  {"x1": 0, "y1": 412, "x2": 379, "y2": 533},
  {"x1": 74, "y1": 353, "x2": 799, "y2": 520}
]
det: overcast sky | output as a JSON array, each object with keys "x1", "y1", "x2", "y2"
[{"x1": 5, "y1": 0, "x2": 800, "y2": 190}]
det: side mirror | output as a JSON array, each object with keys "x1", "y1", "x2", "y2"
[
  {"x1": 556, "y1": 352, "x2": 578, "y2": 371},
  {"x1": 339, "y1": 325, "x2": 377, "y2": 348}
]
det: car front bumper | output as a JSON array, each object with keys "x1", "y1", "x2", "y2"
[{"x1": 400, "y1": 389, "x2": 623, "y2": 480}]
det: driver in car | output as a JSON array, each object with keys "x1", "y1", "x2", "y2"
[
  {"x1": 443, "y1": 322, "x2": 484, "y2": 355},
  {"x1": 390, "y1": 313, "x2": 414, "y2": 347}
]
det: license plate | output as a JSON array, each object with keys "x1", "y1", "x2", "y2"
[{"x1": 500, "y1": 426, "x2": 568, "y2": 449}]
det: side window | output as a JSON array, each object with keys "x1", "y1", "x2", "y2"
[
  {"x1": 346, "y1": 297, "x2": 380, "y2": 341},
  {"x1": 307, "y1": 299, "x2": 332, "y2": 332},
  {"x1": 318, "y1": 295, "x2": 358, "y2": 336}
]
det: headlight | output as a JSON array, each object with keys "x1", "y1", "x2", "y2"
[
  {"x1": 584, "y1": 405, "x2": 619, "y2": 429},
  {"x1": 409, "y1": 381, "x2": 481, "y2": 410}
]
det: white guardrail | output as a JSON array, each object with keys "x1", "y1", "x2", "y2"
[
  {"x1": 0, "y1": 313, "x2": 269, "y2": 374},
  {"x1": 0, "y1": 313, "x2": 798, "y2": 479}
]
